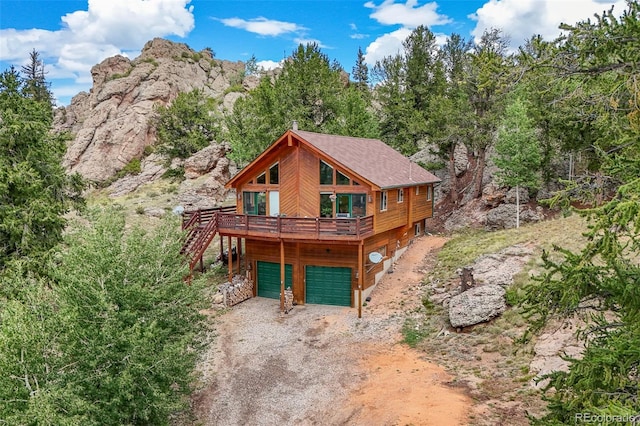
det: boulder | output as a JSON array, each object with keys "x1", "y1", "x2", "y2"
[
  {"x1": 469, "y1": 244, "x2": 534, "y2": 287},
  {"x1": 183, "y1": 142, "x2": 230, "y2": 179},
  {"x1": 107, "y1": 153, "x2": 166, "y2": 196},
  {"x1": 505, "y1": 187, "x2": 530, "y2": 204},
  {"x1": 448, "y1": 285, "x2": 506, "y2": 328}
]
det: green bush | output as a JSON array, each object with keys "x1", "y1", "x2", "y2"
[{"x1": 0, "y1": 210, "x2": 207, "y2": 424}]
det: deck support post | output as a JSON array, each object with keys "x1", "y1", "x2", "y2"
[
  {"x1": 280, "y1": 239, "x2": 285, "y2": 313},
  {"x1": 227, "y1": 235, "x2": 233, "y2": 281},
  {"x1": 358, "y1": 242, "x2": 364, "y2": 319},
  {"x1": 238, "y1": 238, "x2": 243, "y2": 275}
]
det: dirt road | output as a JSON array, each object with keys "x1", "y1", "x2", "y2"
[{"x1": 192, "y1": 235, "x2": 471, "y2": 425}]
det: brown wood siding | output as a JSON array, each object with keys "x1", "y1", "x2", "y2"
[
  {"x1": 362, "y1": 228, "x2": 407, "y2": 289},
  {"x1": 411, "y1": 184, "x2": 434, "y2": 221},
  {"x1": 373, "y1": 189, "x2": 408, "y2": 234},
  {"x1": 246, "y1": 239, "x2": 358, "y2": 306},
  {"x1": 279, "y1": 148, "x2": 298, "y2": 216},
  {"x1": 298, "y1": 147, "x2": 319, "y2": 217}
]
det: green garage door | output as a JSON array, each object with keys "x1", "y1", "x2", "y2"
[
  {"x1": 305, "y1": 266, "x2": 352, "y2": 306},
  {"x1": 257, "y1": 261, "x2": 292, "y2": 299}
]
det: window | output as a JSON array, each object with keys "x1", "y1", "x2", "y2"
[
  {"x1": 426, "y1": 185, "x2": 432, "y2": 201},
  {"x1": 320, "y1": 193, "x2": 333, "y2": 218},
  {"x1": 269, "y1": 163, "x2": 279, "y2": 184},
  {"x1": 370, "y1": 245, "x2": 387, "y2": 259},
  {"x1": 336, "y1": 171, "x2": 350, "y2": 185},
  {"x1": 397, "y1": 189, "x2": 404, "y2": 203},
  {"x1": 320, "y1": 161, "x2": 333, "y2": 185},
  {"x1": 414, "y1": 222, "x2": 421, "y2": 236},
  {"x1": 351, "y1": 194, "x2": 366, "y2": 217},
  {"x1": 380, "y1": 191, "x2": 388, "y2": 211},
  {"x1": 243, "y1": 192, "x2": 266, "y2": 215},
  {"x1": 415, "y1": 186, "x2": 420, "y2": 195},
  {"x1": 256, "y1": 173, "x2": 266, "y2": 184}
]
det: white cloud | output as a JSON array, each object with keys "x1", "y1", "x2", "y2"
[
  {"x1": 365, "y1": 0, "x2": 451, "y2": 28},
  {"x1": 1, "y1": 0, "x2": 195, "y2": 105},
  {"x1": 469, "y1": 0, "x2": 626, "y2": 50},
  {"x1": 256, "y1": 60, "x2": 282, "y2": 71},
  {"x1": 293, "y1": 37, "x2": 328, "y2": 49},
  {"x1": 216, "y1": 17, "x2": 305, "y2": 37},
  {"x1": 364, "y1": 27, "x2": 412, "y2": 65},
  {"x1": 62, "y1": 0, "x2": 194, "y2": 47}
]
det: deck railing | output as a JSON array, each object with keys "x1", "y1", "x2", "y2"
[
  {"x1": 182, "y1": 207, "x2": 373, "y2": 241},
  {"x1": 216, "y1": 213, "x2": 374, "y2": 240}
]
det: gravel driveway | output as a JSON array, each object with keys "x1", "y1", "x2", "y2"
[
  {"x1": 191, "y1": 236, "x2": 471, "y2": 426},
  {"x1": 194, "y1": 299, "x2": 394, "y2": 425}
]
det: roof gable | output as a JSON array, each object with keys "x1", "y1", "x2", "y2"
[
  {"x1": 292, "y1": 130, "x2": 440, "y2": 189},
  {"x1": 227, "y1": 129, "x2": 441, "y2": 189}
]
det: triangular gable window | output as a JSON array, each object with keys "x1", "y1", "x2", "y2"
[{"x1": 336, "y1": 171, "x2": 350, "y2": 185}]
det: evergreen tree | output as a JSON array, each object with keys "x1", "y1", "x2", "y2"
[
  {"x1": 0, "y1": 67, "x2": 84, "y2": 266},
  {"x1": 516, "y1": 2, "x2": 640, "y2": 422},
  {"x1": 153, "y1": 89, "x2": 222, "y2": 160},
  {"x1": 20, "y1": 49, "x2": 53, "y2": 106},
  {"x1": 225, "y1": 43, "x2": 378, "y2": 164},
  {"x1": 0, "y1": 211, "x2": 207, "y2": 424},
  {"x1": 373, "y1": 25, "x2": 446, "y2": 156},
  {"x1": 428, "y1": 33, "x2": 474, "y2": 204},
  {"x1": 467, "y1": 28, "x2": 512, "y2": 198},
  {"x1": 352, "y1": 47, "x2": 369, "y2": 93}
]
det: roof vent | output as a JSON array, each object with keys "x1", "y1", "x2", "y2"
[{"x1": 292, "y1": 120, "x2": 298, "y2": 131}]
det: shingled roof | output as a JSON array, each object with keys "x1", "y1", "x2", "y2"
[{"x1": 293, "y1": 130, "x2": 440, "y2": 189}]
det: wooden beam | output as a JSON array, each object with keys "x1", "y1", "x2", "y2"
[
  {"x1": 236, "y1": 237, "x2": 242, "y2": 275},
  {"x1": 280, "y1": 239, "x2": 285, "y2": 313},
  {"x1": 358, "y1": 242, "x2": 363, "y2": 319},
  {"x1": 227, "y1": 235, "x2": 233, "y2": 281}
]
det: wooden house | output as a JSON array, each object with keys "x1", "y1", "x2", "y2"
[{"x1": 183, "y1": 127, "x2": 440, "y2": 315}]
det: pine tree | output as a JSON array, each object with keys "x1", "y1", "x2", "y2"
[
  {"x1": 352, "y1": 47, "x2": 369, "y2": 93},
  {"x1": 516, "y1": 2, "x2": 640, "y2": 422},
  {"x1": 0, "y1": 67, "x2": 83, "y2": 266},
  {"x1": 20, "y1": 49, "x2": 53, "y2": 106}
]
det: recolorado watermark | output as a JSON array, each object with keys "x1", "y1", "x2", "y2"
[{"x1": 575, "y1": 412, "x2": 640, "y2": 424}]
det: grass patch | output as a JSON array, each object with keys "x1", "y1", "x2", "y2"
[
  {"x1": 432, "y1": 214, "x2": 588, "y2": 282},
  {"x1": 401, "y1": 317, "x2": 432, "y2": 348}
]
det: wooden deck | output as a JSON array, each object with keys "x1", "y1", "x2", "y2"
[
  {"x1": 217, "y1": 213, "x2": 373, "y2": 241},
  {"x1": 183, "y1": 207, "x2": 374, "y2": 241}
]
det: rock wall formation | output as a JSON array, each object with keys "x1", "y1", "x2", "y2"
[{"x1": 54, "y1": 38, "x2": 257, "y2": 183}]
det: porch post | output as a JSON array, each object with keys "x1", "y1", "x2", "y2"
[
  {"x1": 280, "y1": 239, "x2": 285, "y2": 313},
  {"x1": 238, "y1": 238, "x2": 243, "y2": 275},
  {"x1": 227, "y1": 235, "x2": 233, "y2": 281},
  {"x1": 358, "y1": 242, "x2": 364, "y2": 319}
]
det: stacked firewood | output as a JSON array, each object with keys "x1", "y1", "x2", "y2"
[
  {"x1": 283, "y1": 287, "x2": 294, "y2": 313},
  {"x1": 219, "y1": 275, "x2": 254, "y2": 307}
]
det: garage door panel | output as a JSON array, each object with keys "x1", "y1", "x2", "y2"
[
  {"x1": 305, "y1": 266, "x2": 351, "y2": 306},
  {"x1": 257, "y1": 261, "x2": 292, "y2": 299}
]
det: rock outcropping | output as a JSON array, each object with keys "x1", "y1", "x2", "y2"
[{"x1": 54, "y1": 38, "x2": 258, "y2": 183}]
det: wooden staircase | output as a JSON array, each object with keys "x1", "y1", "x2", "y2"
[{"x1": 181, "y1": 206, "x2": 235, "y2": 275}]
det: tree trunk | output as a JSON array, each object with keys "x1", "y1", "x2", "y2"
[
  {"x1": 448, "y1": 144, "x2": 459, "y2": 204},
  {"x1": 472, "y1": 146, "x2": 487, "y2": 199},
  {"x1": 516, "y1": 184, "x2": 520, "y2": 228}
]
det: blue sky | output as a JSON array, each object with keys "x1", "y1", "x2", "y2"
[{"x1": 0, "y1": 0, "x2": 627, "y2": 106}]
